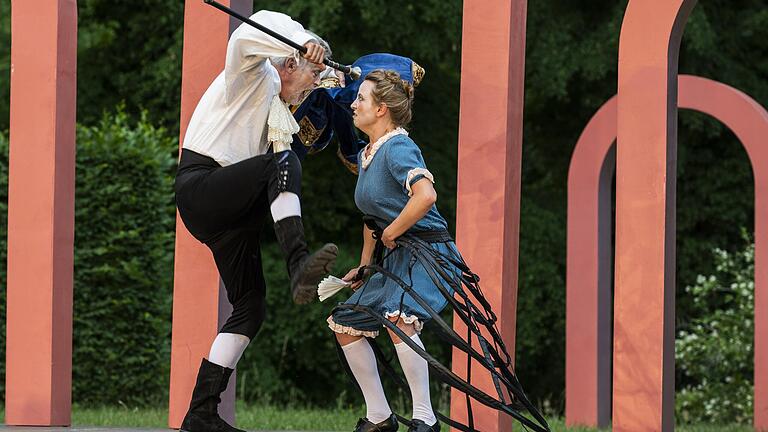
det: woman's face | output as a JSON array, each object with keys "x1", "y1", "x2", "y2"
[{"x1": 351, "y1": 80, "x2": 380, "y2": 132}]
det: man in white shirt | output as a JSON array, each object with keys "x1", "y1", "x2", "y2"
[{"x1": 174, "y1": 10, "x2": 337, "y2": 432}]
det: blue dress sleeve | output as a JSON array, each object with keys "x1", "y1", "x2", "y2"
[{"x1": 385, "y1": 137, "x2": 434, "y2": 195}]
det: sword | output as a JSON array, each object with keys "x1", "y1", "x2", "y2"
[{"x1": 203, "y1": 0, "x2": 362, "y2": 80}]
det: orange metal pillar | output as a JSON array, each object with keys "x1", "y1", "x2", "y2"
[
  {"x1": 5, "y1": 0, "x2": 78, "y2": 426},
  {"x1": 614, "y1": 2, "x2": 696, "y2": 430},
  {"x1": 168, "y1": 0, "x2": 251, "y2": 428},
  {"x1": 451, "y1": 0, "x2": 527, "y2": 430}
]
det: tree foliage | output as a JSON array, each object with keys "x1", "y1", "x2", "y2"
[
  {"x1": 676, "y1": 236, "x2": 754, "y2": 424},
  {"x1": 517, "y1": 2, "x2": 767, "y2": 411}
]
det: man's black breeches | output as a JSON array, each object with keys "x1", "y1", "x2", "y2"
[{"x1": 174, "y1": 148, "x2": 302, "y2": 339}]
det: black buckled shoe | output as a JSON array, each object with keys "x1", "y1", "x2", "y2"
[
  {"x1": 407, "y1": 419, "x2": 440, "y2": 432},
  {"x1": 354, "y1": 414, "x2": 399, "y2": 432}
]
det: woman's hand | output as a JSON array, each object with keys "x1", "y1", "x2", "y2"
[
  {"x1": 381, "y1": 227, "x2": 398, "y2": 249},
  {"x1": 379, "y1": 179, "x2": 435, "y2": 249},
  {"x1": 342, "y1": 266, "x2": 365, "y2": 291}
]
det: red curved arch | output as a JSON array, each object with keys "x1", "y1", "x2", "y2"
[
  {"x1": 566, "y1": 75, "x2": 768, "y2": 429},
  {"x1": 566, "y1": 94, "x2": 617, "y2": 428}
]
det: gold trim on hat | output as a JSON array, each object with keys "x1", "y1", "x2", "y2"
[{"x1": 411, "y1": 61, "x2": 425, "y2": 87}]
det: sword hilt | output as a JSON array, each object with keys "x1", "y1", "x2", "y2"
[{"x1": 326, "y1": 60, "x2": 362, "y2": 80}]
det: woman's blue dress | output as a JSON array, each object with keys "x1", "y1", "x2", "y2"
[{"x1": 327, "y1": 134, "x2": 460, "y2": 337}]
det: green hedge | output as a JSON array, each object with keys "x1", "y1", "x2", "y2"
[
  {"x1": 0, "y1": 111, "x2": 177, "y2": 406},
  {"x1": 71, "y1": 111, "x2": 176, "y2": 405}
]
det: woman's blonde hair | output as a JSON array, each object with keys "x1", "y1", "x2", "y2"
[{"x1": 364, "y1": 69, "x2": 415, "y2": 128}]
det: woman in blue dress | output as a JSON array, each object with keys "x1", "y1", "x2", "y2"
[{"x1": 326, "y1": 69, "x2": 458, "y2": 432}]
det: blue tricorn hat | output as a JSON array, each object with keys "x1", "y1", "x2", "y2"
[{"x1": 290, "y1": 53, "x2": 424, "y2": 174}]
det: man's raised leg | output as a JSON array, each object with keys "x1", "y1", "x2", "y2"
[{"x1": 270, "y1": 149, "x2": 338, "y2": 304}]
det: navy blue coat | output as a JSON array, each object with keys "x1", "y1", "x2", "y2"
[{"x1": 290, "y1": 53, "x2": 424, "y2": 174}]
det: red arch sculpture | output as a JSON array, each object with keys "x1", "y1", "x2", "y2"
[
  {"x1": 565, "y1": 94, "x2": 616, "y2": 428},
  {"x1": 566, "y1": 75, "x2": 768, "y2": 429}
]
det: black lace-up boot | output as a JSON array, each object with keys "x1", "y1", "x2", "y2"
[{"x1": 180, "y1": 359, "x2": 245, "y2": 432}]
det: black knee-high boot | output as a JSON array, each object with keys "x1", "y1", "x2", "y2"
[
  {"x1": 274, "y1": 215, "x2": 337, "y2": 304},
  {"x1": 180, "y1": 359, "x2": 245, "y2": 432}
]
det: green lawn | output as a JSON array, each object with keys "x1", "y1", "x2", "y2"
[
  {"x1": 0, "y1": 403, "x2": 362, "y2": 430},
  {"x1": 0, "y1": 404, "x2": 756, "y2": 431}
]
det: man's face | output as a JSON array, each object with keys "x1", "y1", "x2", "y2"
[
  {"x1": 280, "y1": 60, "x2": 324, "y2": 105},
  {"x1": 351, "y1": 80, "x2": 379, "y2": 131}
]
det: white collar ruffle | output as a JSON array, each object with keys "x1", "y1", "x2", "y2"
[
  {"x1": 268, "y1": 94, "x2": 300, "y2": 152},
  {"x1": 361, "y1": 127, "x2": 409, "y2": 170}
]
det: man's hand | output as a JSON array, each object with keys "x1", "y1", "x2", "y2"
[
  {"x1": 303, "y1": 42, "x2": 325, "y2": 65},
  {"x1": 342, "y1": 266, "x2": 365, "y2": 291}
]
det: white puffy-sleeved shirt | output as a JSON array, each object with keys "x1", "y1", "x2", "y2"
[{"x1": 182, "y1": 10, "x2": 314, "y2": 166}]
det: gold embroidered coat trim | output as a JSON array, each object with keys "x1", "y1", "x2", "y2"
[
  {"x1": 298, "y1": 116, "x2": 325, "y2": 148},
  {"x1": 337, "y1": 146, "x2": 359, "y2": 175}
]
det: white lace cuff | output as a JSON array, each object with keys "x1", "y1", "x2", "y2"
[
  {"x1": 384, "y1": 310, "x2": 424, "y2": 333},
  {"x1": 326, "y1": 311, "x2": 424, "y2": 337},
  {"x1": 327, "y1": 316, "x2": 380, "y2": 338},
  {"x1": 405, "y1": 168, "x2": 435, "y2": 197}
]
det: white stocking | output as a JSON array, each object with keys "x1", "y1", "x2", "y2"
[
  {"x1": 270, "y1": 192, "x2": 301, "y2": 222},
  {"x1": 395, "y1": 334, "x2": 436, "y2": 425},
  {"x1": 208, "y1": 332, "x2": 250, "y2": 369},
  {"x1": 342, "y1": 338, "x2": 392, "y2": 423}
]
